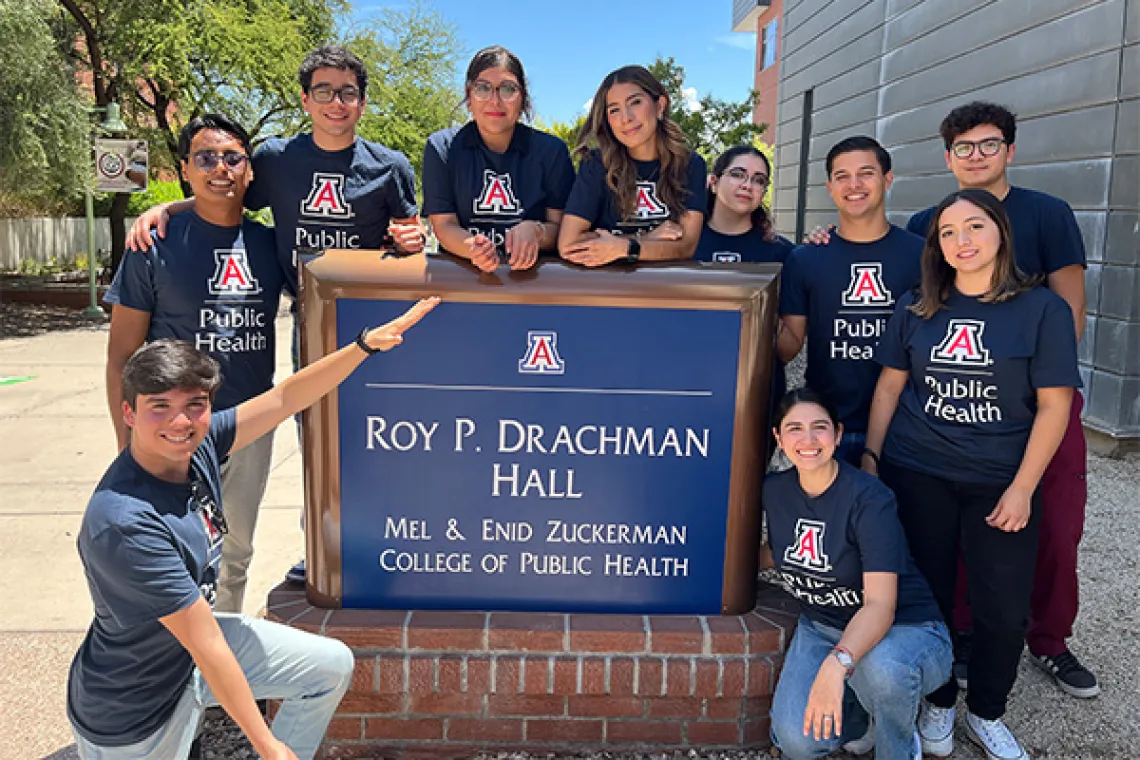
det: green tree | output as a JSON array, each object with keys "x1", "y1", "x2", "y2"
[
  {"x1": 648, "y1": 55, "x2": 767, "y2": 161},
  {"x1": 347, "y1": 1, "x2": 464, "y2": 179},
  {"x1": 0, "y1": 0, "x2": 88, "y2": 215}
]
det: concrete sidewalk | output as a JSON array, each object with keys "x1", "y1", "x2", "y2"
[{"x1": 0, "y1": 315, "x2": 1136, "y2": 760}]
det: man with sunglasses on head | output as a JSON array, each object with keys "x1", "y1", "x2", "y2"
[
  {"x1": 126, "y1": 45, "x2": 424, "y2": 584},
  {"x1": 106, "y1": 114, "x2": 285, "y2": 616},
  {"x1": 70, "y1": 297, "x2": 437, "y2": 758},
  {"x1": 905, "y1": 103, "x2": 1096, "y2": 718}
]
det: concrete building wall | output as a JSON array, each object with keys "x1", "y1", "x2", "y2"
[{"x1": 770, "y1": 0, "x2": 1139, "y2": 442}]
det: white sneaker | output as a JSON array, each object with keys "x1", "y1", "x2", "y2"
[
  {"x1": 841, "y1": 719, "x2": 874, "y2": 755},
  {"x1": 965, "y1": 712, "x2": 1028, "y2": 760},
  {"x1": 917, "y1": 701, "x2": 955, "y2": 757}
]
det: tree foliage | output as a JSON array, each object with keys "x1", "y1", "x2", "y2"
[
  {"x1": 347, "y1": 1, "x2": 464, "y2": 178},
  {"x1": 648, "y1": 56, "x2": 767, "y2": 161},
  {"x1": 0, "y1": 0, "x2": 89, "y2": 212}
]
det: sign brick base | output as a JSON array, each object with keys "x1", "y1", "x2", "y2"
[{"x1": 266, "y1": 584, "x2": 797, "y2": 759}]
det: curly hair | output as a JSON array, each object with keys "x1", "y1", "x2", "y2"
[
  {"x1": 574, "y1": 65, "x2": 691, "y2": 222},
  {"x1": 911, "y1": 188, "x2": 1036, "y2": 318},
  {"x1": 939, "y1": 102, "x2": 1016, "y2": 150},
  {"x1": 708, "y1": 145, "x2": 774, "y2": 241}
]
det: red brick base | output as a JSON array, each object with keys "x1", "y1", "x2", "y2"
[{"x1": 266, "y1": 584, "x2": 797, "y2": 759}]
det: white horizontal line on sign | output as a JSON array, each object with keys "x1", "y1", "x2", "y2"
[{"x1": 364, "y1": 383, "x2": 713, "y2": 397}]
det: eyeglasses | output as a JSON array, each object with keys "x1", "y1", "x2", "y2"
[
  {"x1": 724, "y1": 167, "x2": 769, "y2": 188},
  {"x1": 470, "y1": 79, "x2": 522, "y2": 103},
  {"x1": 190, "y1": 478, "x2": 228, "y2": 537},
  {"x1": 950, "y1": 137, "x2": 1007, "y2": 159},
  {"x1": 308, "y1": 85, "x2": 362, "y2": 105},
  {"x1": 191, "y1": 150, "x2": 249, "y2": 172}
]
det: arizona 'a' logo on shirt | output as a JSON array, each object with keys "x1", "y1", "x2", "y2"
[
  {"x1": 931, "y1": 319, "x2": 992, "y2": 367},
  {"x1": 473, "y1": 170, "x2": 521, "y2": 214},
  {"x1": 633, "y1": 181, "x2": 669, "y2": 220},
  {"x1": 300, "y1": 173, "x2": 353, "y2": 219},
  {"x1": 518, "y1": 330, "x2": 565, "y2": 375},
  {"x1": 208, "y1": 250, "x2": 261, "y2": 296},
  {"x1": 841, "y1": 263, "x2": 894, "y2": 307},
  {"x1": 784, "y1": 519, "x2": 832, "y2": 572}
]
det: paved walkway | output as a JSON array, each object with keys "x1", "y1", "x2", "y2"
[{"x1": 0, "y1": 315, "x2": 1135, "y2": 760}]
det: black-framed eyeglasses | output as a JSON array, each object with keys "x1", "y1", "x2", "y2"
[
  {"x1": 469, "y1": 79, "x2": 522, "y2": 103},
  {"x1": 725, "y1": 166, "x2": 770, "y2": 188},
  {"x1": 308, "y1": 84, "x2": 362, "y2": 105},
  {"x1": 190, "y1": 478, "x2": 228, "y2": 536},
  {"x1": 950, "y1": 138, "x2": 1006, "y2": 159},
  {"x1": 191, "y1": 150, "x2": 249, "y2": 172}
]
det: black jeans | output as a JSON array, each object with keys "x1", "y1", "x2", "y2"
[{"x1": 880, "y1": 459, "x2": 1040, "y2": 720}]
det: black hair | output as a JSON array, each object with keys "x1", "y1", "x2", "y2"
[
  {"x1": 772, "y1": 387, "x2": 841, "y2": 431},
  {"x1": 177, "y1": 114, "x2": 252, "y2": 161},
  {"x1": 464, "y1": 45, "x2": 533, "y2": 120},
  {"x1": 825, "y1": 135, "x2": 891, "y2": 177},
  {"x1": 939, "y1": 101, "x2": 1016, "y2": 150},
  {"x1": 298, "y1": 44, "x2": 368, "y2": 96},
  {"x1": 708, "y1": 145, "x2": 774, "y2": 240},
  {"x1": 121, "y1": 339, "x2": 222, "y2": 408},
  {"x1": 911, "y1": 188, "x2": 1035, "y2": 318}
]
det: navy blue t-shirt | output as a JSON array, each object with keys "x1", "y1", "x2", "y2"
[
  {"x1": 906, "y1": 186, "x2": 1086, "y2": 277},
  {"x1": 244, "y1": 134, "x2": 419, "y2": 294},
  {"x1": 68, "y1": 409, "x2": 236, "y2": 746},
  {"x1": 422, "y1": 122, "x2": 575, "y2": 256},
  {"x1": 876, "y1": 287, "x2": 1080, "y2": 484},
  {"x1": 780, "y1": 226, "x2": 923, "y2": 432},
  {"x1": 693, "y1": 226, "x2": 793, "y2": 264},
  {"x1": 764, "y1": 462, "x2": 942, "y2": 630},
  {"x1": 564, "y1": 149, "x2": 707, "y2": 235},
  {"x1": 107, "y1": 213, "x2": 284, "y2": 411}
]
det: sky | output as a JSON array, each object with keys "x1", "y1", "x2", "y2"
[{"x1": 351, "y1": 0, "x2": 759, "y2": 124}]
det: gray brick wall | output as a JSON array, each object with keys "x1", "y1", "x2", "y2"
[{"x1": 771, "y1": 0, "x2": 1140, "y2": 439}]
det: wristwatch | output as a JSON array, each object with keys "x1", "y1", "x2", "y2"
[
  {"x1": 355, "y1": 327, "x2": 381, "y2": 355},
  {"x1": 831, "y1": 647, "x2": 856, "y2": 678},
  {"x1": 625, "y1": 236, "x2": 642, "y2": 263}
]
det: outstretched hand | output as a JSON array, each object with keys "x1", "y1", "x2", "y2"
[{"x1": 363, "y1": 297, "x2": 440, "y2": 351}]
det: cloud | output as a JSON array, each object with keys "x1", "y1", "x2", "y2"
[
  {"x1": 681, "y1": 87, "x2": 702, "y2": 113},
  {"x1": 716, "y1": 33, "x2": 757, "y2": 51}
]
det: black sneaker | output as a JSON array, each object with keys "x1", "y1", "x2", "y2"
[
  {"x1": 1031, "y1": 649, "x2": 1100, "y2": 698},
  {"x1": 953, "y1": 630, "x2": 972, "y2": 690}
]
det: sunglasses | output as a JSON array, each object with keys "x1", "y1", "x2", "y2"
[
  {"x1": 724, "y1": 166, "x2": 770, "y2": 188},
  {"x1": 190, "y1": 478, "x2": 228, "y2": 537},
  {"x1": 950, "y1": 138, "x2": 1007, "y2": 159},
  {"x1": 470, "y1": 80, "x2": 522, "y2": 103},
  {"x1": 308, "y1": 85, "x2": 362, "y2": 105},
  {"x1": 190, "y1": 150, "x2": 248, "y2": 172}
]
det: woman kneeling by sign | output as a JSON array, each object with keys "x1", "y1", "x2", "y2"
[{"x1": 763, "y1": 388, "x2": 951, "y2": 760}]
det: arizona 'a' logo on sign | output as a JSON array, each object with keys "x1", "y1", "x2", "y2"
[
  {"x1": 473, "y1": 170, "x2": 521, "y2": 214},
  {"x1": 931, "y1": 319, "x2": 992, "y2": 367},
  {"x1": 300, "y1": 173, "x2": 353, "y2": 218},
  {"x1": 208, "y1": 250, "x2": 261, "y2": 296},
  {"x1": 783, "y1": 519, "x2": 831, "y2": 572},
  {"x1": 842, "y1": 263, "x2": 894, "y2": 307},
  {"x1": 633, "y1": 181, "x2": 669, "y2": 220},
  {"x1": 518, "y1": 331, "x2": 565, "y2": 375}
]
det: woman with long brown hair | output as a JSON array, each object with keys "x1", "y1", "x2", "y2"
[
  {"x1": 557, "y1": 65, "x2": 706, "y2": 267},
  {"x1": 863, "y1": 188, "x2": 1078, "y2": 760}
]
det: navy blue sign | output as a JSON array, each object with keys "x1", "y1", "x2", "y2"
[{"x1": 335, "y1": 299, "x2": 742, "y2": 613}]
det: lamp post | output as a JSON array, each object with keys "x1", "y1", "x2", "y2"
[{"x1": 83, "y1": 102, "x2": 129, "y2": 319}]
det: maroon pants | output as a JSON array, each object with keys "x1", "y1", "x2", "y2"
[{"x1": 953, "y1": 391, "x2": 1087, "y2": 657}]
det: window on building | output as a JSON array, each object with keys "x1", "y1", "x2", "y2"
[{"x1": 762, "y1": 18, "x2": 778, "y2": 70}]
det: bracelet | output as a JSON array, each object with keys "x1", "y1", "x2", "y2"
[
  {"x1": 355, "y1": 326, "x2": 381, "y2": 355},
  {"x1": 861, "y1": 448, "x2": 880, "y2": 466}
]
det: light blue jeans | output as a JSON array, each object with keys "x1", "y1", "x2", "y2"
[
  {"x1": 771, "y1": 614, "x2": 952, "y2": 760},
  {"x1": 70, "y1": 614, "x2": 354, "y2": 760}
]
